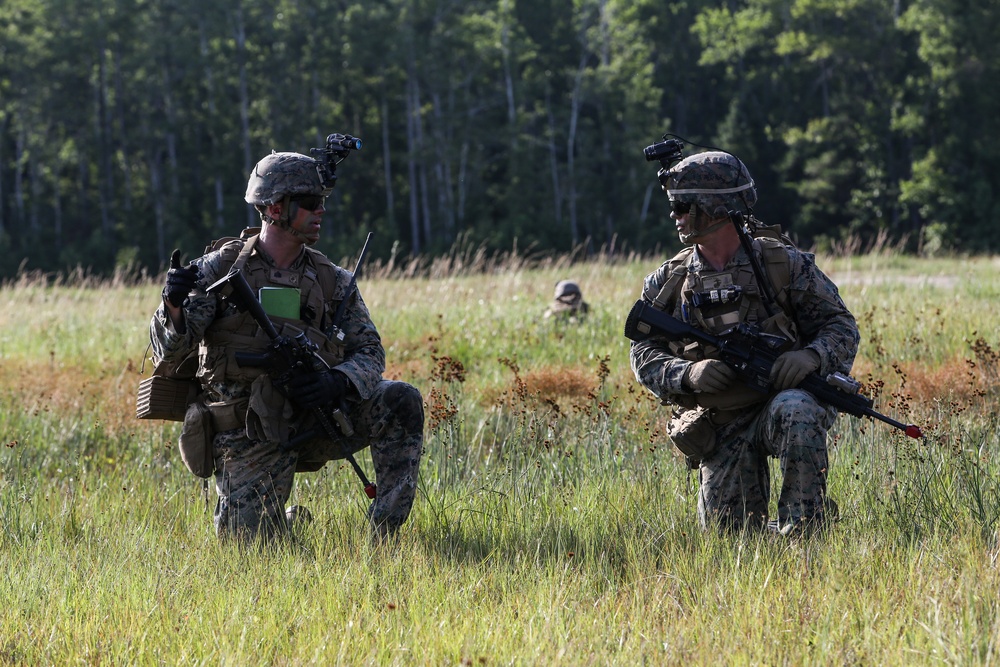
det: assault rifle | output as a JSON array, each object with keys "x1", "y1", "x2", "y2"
[
  {"x1": 206, "y1": 232, "x2": 377, "y2": 498},
  {"x1": 624, "y1": 299, "x2": 923, "y2": 439}
]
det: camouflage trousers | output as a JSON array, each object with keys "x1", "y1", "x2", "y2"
[
  {"x1": 212, "y1": 380, "x2": 424, "y2": 542},
  {"x1": 697, "y1": 388, "x2": 837, "y2": 531}
]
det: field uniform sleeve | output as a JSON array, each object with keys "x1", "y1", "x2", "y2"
[
  {"x1": 788, "y1": 250, "x2": 860, "y2": 376},
  {"x1": 629, "y1": 264, "x2": 696, "y2": 405},
  {"x1": 149, "y1": 252, "x2": 224, "y2": 365},
  {"x1": 332, "y1": 287, "x2": 386, "y2": 401}
]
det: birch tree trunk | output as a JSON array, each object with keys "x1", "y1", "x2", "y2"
[
  {"x1": 566, "y1": 54, "x2": 587, "y2": 247},
  {"x1": 381, "y1": 97, "x2": 396, "y2": 232},
  {"x1": 234, "y1": 3, "x2": 255, "y2": 228}
]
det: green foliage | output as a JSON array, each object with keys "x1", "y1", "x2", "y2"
[{"x1": 1, "y1": 0, "x2": 1000, "y2": 270}]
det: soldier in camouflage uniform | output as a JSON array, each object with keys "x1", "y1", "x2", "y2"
[
  {"x1": 543, "y1": 279, "x2": 590, "y2": 322},
  {"x1": 629, "y1": 151, "x2": 859, "y2": 534},
  {"x1": 150, "y1": 149, "x2": 423, "y2": 543}
]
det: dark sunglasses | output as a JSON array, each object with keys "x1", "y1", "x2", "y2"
[
  {"x1": 670, "y1": 200, "x2": 692, "y2": 216},
  {"x1": 291, "y1": 194, "x2": 326, "y2": 212}
]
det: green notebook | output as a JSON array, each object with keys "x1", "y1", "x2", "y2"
[{"x1": 258, "y1": 287, "x2": 300, "y2": 319}]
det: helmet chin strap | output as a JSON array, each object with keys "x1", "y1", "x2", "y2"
[{"x1": 678, "y1": 206, "x2": 730, "y2": 244}]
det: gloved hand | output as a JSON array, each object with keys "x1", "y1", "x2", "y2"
[
  {"x1": 162, "y1": 249, "x2": 199, "y2": 308},
  {"x1": 683, "y1": 359, "x2": 736, "y2": 394},
  {"x1": 770, "y1": 349, "x2": 821, "y2": 391},
  {"x1": 285, "y1": 368, "x2": 352, "y2": 410}
]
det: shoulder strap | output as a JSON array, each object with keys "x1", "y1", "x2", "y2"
[
  {"x1": 753, "y1": 236, "x2": 792, "y2": 313},
  {"x1": 645, "y1": 247, "x2": 695, "y2": 312},
  {"x1": 231, "y1": 234, "x2": 258, "y2": 273}
]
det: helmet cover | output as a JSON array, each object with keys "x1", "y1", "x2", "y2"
[
  {"x1": 663, "y1": 151, "x2": 757, "y2": 219},
  {"x1": 245, "y1": 151, "x2": 330, "y2": 206}
]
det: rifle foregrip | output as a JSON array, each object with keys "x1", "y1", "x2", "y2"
[{"x1": 800, "y1": 374, "x2": 873, "y2": 416}]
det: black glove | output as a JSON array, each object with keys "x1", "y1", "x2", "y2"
[
  {"x1": 285, "y1": 369, "x2": 352, "y2": 410},
  {"x1": 162, "y1": 249, "x2": 199, "y2": 308}
]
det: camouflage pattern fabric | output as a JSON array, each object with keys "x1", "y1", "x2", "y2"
[
  {"x1": 245, "y1": 152, "x2": 329, "y2": 206},
  {"x1": 630, "y1": 242, "x2": 859, "y2": 532},
  {"x1": 662, "y1": 151, "x2": 757, "y2": 216},
  {"x1": 544, "y1": 280, "x2": 589, "y2": 321},
  {"x1": 150, "y1": 240, "x2": 423, "y2": 542},
  {"x1": 213, "y1": 379, "x2": 423, "y2": 541},
  {"x1": 696, "y1": 389, "x2": 837, "y2": 531},
  {"x1": 151, "y1": 242, "x2": 385, "y2": 402}
]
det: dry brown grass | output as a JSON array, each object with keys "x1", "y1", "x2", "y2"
[
  {"x1": 0, "y1": 359, "x2": 155, "y2": 436},
  {"x1": 851, "y1": 350, "x2": 998, "y2": 430}
]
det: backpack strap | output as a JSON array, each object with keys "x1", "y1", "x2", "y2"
[
  {"x1": 755, "y1": 237, "x2": 792, "y2": 314},
  {"x1": 644, "y1": 247, "x2": 695, "y2": 312}
]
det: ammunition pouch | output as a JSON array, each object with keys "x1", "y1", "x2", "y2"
[
  {"x1": 179, "y1": 400, "x2": 215, "y2": 478},
  {"x1": 177, "y1": 396, "x2": 249, "y2": 478},
  {"x1": 666, "y1": 406, "x2": 718, "y2": 461}
]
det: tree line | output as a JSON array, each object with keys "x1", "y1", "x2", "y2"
[{"x1": 0, "y1": 0, "x2": 996, "y2": 278}]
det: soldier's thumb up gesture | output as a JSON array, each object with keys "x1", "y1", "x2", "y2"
[{"x1": 162, "y1": 249, "x2": 200, "y2": 308}]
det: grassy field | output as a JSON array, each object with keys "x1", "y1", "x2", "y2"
[{"x1": 1, "y1": 252, "x2": 998, "y2": 665}]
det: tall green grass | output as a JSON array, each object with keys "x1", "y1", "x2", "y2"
[{"x1": 1, "y1": 254, "x2": 998, "y2": 665}]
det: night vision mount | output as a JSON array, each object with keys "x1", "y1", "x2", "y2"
[
  {"x1": 310, "y1": 132, "x2": 363, "y2": 189},
  {"x1": 643, "y1": 135, "x2": 685, "y2": 187}
]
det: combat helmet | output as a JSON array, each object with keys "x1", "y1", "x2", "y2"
[
  {"x1": 662, "y1": 151, "x2": 757, "y2": 220},
  {"x1": 245, "y1": 151, "x2": 331, "y2": 206}
]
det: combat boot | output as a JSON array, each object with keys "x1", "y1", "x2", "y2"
[{"x1": 285, "y1": 505, "x2": 313, "y2": 531}]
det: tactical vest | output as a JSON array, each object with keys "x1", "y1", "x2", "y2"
[
  {"x1": 198, "y1": 231, "x2": 347, "y2": 390},
  {"x1": 643, "y1": 226, "x2": 799, "y2": 364}
]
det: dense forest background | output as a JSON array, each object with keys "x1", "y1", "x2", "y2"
[{"x1": 0, "y1": 0, "x2": 996, "y2": 277}]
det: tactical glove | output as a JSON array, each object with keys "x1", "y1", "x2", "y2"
[
  {"x1": 770, "y1": 349, "x2": 821, "y2": 391},
  {"x1": 162, "y1": 249, "x2": 200, "y2": 308},
  {"x1": 683, "y1": 359, "x2": 736, "y2": 394},
  {"x1": 286, "y1": 368, "x2": 352, "y2": 410}
]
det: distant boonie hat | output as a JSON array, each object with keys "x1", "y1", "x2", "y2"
[{"x1": 554, "y1": 280, "x2": 582, "y2": 299}]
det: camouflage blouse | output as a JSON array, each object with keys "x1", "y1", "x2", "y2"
[
  {"x1": 630, "y1": 243, "x2": 859, "y2": 407},
  {"x1": 150, "y1": 241, "x2": 385, "y2": 403}
]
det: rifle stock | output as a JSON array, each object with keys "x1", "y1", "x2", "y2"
[{"x1": 624, "y1": 299, "x2": 923, "y2": 439}]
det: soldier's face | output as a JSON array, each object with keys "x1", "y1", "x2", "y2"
[
  {"x1": 671, "y1": 201, "x2": 698, "y2": 242},
  {"x1": 288, "y1": 197, "x2": 326, "y2": 245}
]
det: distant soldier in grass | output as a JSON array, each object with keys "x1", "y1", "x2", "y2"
[
  {"x1": 149, "y1": 141, "x2": 423, "y2": 543},
  {"x1": 543, "y1": 279, "x2": 590, "y2": 323},
  {"x1": 629, "y1": 149, "x2": 859, "y2": 535}
]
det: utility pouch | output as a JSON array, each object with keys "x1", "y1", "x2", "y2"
[
  {"x1": 136, "y1": 376, "x2": 199, "y2": 421},
  {"x1": 179, "y1": 400, "x2": 215, "y2": 478},
  {"x1": 666, "y1": 406, "x2": 718, "y2": 461},
  {"x1": 136, "y1": 352, "x2": 199, "y2": 421}
]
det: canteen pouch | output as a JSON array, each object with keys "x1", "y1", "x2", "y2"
[
  {"x1": 179, "y1": 400, "x2": 215, "y2": 478},
  {"x1": 666, "y1": 406, "x2": 718, "y2": 461}
]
